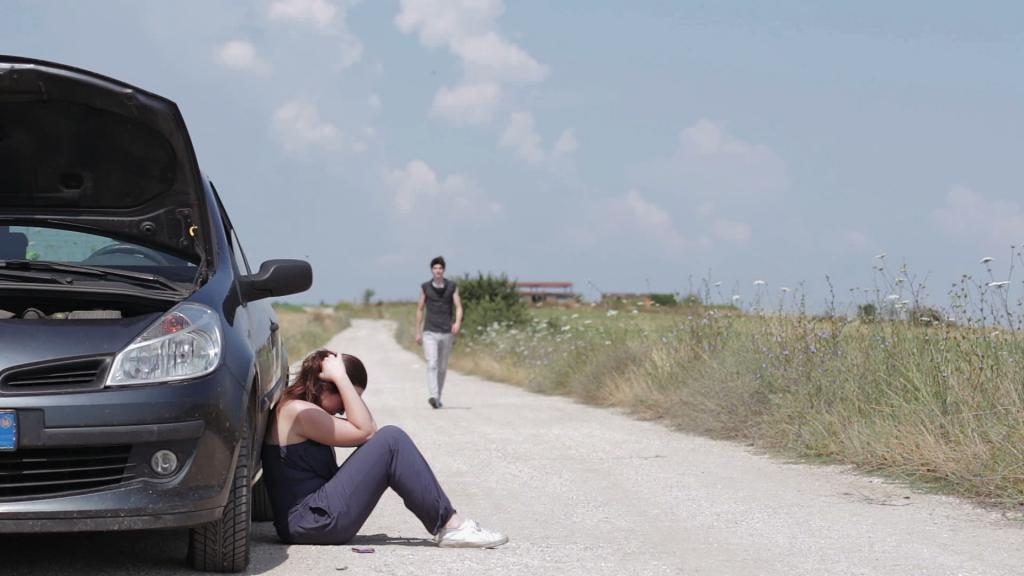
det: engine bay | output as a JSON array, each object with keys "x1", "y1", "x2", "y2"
[{"x1": 0, "y1": 292, "x2": 175, "y2": 320}]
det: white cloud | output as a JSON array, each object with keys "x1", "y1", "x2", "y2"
[
  {"x1": 395, "y1": 0, "x2": 546, "y2": 123},
  {"x1": 553, "y1": 129, "x2": 578, "y2": 156},
  {"x1": 336, "y1": 31, "x2": 364, "y2": 68},
  {"x1": 268, "y1": 0, "x2": 337, "y2": 29},
  {"x1": 215, "y1": 40, "x2": 271, "y2": 74},
  {"x1": 623, "y1": 189, "x2": 673, "y2": 231},
  {"x1": 573, "y1": 190, "x2": 689, "y2": 252},
  {"x1": 394, "y1": 0, "x2": 504, "y2": 47},
  {"x1": 711, "y1": 218, "x2": 752, "y2": 244},
  {"x1": 500, "y1": 112, "x2": 545, "y2": 165},
  {"x1": 386, "y1": 160, "x2": 502, "y2": 218},
  {"x1": 451, "y1": 32, "x2": 547, "y2": 83},
  {"x1": 667, "y1": 119, "x2": 788, "y2": 200},
  {"x1": 432, "y1": 81, "x2": 501, "y2": 124},
  {"x1": 271, "y1": 100, "x2": 341, "y2": 153},
  {"x1": 932, "y1": 186, "x2": 1024, "y2": 248},
  {"x1": 268, "y1": 0, "x2": 363, "y2": 67}
]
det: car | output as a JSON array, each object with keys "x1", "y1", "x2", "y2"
[{"x1": 0, "y1": 55, "x2": 312, "y2": 572}]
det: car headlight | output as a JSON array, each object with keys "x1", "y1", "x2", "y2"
[{"x1": 106, "y1": 303, "x2": 222, "y2": 386}]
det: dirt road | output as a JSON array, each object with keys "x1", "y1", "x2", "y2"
[{"x1": 5, "y1": 319, "x2": 1023, "y2": 575}]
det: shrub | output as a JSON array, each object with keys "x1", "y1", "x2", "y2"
[
  {"x1": 456, "y1": 272, "x2": 528, "y2": 334},
  {"x1": 857, "y1": 303, "x2": 877, "y2": 322},
  {"x1": 649, "y1": 293, "x2": 678, "y2": 307}
]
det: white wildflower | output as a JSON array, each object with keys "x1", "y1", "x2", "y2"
[
  {"x1": 732, "y1": 295, "x2": 741, "y2": 301},
  {"x1": 606, "y1": 310, "x2": 619, "y2": 317},
  {"x1": 987, "y1": 281, "x2": 1010, "y2": 288},
  {"x1": 886, "y1": 294, "x2": 899, "y2": 301},
  {"x1": 753, "y1": 280, "x2": 766, "y2": 286},
  {"x1": 779, "y1": 287, "x2": 790, "y2": 293},
  {"x1": 981, "y1": 256, "x2": 994, "y2": 264},
  {"x1": 875, "y1": 253, "x2": 886, "y2": 260}
]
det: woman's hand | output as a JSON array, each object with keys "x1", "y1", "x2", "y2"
[{"x1": 319, "y1": 353, "x2": 350, "y2": 387}]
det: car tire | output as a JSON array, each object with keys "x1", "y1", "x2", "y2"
[
  {"x1": 251, "y1": 474, "x2": 274, "y2": 522},
  {"x1": 187, "y1": 416, "x2": 252, "y2": 573}
]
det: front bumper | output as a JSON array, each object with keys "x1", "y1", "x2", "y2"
[{"x1": 0, "y1": 368, "x2": 248, "y2": 533}]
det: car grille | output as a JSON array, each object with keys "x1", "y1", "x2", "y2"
[
  {"x1": 0, "y1": 445, "x2": 135, "y2": 499},
  {"x1": 0, "y1": 358, "x2": 109, "y2": 393}
]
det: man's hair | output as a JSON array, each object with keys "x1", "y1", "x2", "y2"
[{"x1": 430, "y1": 256, "x2": 446, "y2": 269}]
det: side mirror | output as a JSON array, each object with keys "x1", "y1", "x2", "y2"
[{"x1": 239, "y1": 259, "x2": 312, "y2": 302}]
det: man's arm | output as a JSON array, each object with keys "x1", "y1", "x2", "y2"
[
  {"x1": 415, "y1": 288, "x2": 426, "y2": 344},
  {"x1": 452, "y1": 287, "x2": 463, "y2": 336}
]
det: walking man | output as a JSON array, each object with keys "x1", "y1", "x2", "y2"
[{"x1": 415, "y1": 256, "x2": 463, "y2": 409}]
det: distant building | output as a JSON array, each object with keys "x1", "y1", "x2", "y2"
[{"x1": 514, "y1": 281, "x2": 578, "y2": 305}]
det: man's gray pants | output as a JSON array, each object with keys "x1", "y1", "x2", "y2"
[{"x1": 422, "y1": 331, "x2": 454, "y2": 402}]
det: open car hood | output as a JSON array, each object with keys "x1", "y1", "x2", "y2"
[{"x1": 0, "y1": 56, "x2": 208, "y2": 262}]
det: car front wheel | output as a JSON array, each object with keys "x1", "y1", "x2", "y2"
[{"x1": 187, "y1": 416, "x2": 252, "y2": 572}]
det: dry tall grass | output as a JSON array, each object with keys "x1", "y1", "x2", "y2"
[
  {"x1": 274, "y1": 305, "x2": 351, "y2": 362},
  {"x1": 377, "y1": 298, "x2": 1024, "y2": 505}
]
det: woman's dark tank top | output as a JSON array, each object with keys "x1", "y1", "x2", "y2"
[{"x1": 260, "y1": 439, "x2": 338, "y2": 541}]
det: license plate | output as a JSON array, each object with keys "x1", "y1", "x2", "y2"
[{"x1": 0, "y1": 410, "x2": 17, "y2": 451}]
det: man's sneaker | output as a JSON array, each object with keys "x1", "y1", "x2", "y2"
[
  {"x1": 436, "y1": 519, "x2": 508, "y2": 548},
  {"x1": 428, "y1": 397, "x2": 439, "y2": 409}
]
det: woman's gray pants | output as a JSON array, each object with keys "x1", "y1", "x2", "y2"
[{"x1": 287, "y1": 425, "x2": 456, "y2": 544}]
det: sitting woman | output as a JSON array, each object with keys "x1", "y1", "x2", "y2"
[{"x1": 261, "y1": 349, "x2": 507, "y2": 548}]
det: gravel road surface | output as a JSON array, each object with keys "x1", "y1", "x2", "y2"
[{"x1": 4, "y1": 319, "x2": 1023, "y2": 575}]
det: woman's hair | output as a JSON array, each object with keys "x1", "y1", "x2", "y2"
[{"x1": 282, "y1": 349, "x2": 367, "y2": 409}]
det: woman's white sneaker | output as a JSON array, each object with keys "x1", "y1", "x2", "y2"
[{"x1": 436, "y1": 519, "x2": 508, "y2": 548}]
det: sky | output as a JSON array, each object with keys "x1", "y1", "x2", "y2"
[{"x1": 2, "y1": 1, "x2": 1022, "y2": 310}]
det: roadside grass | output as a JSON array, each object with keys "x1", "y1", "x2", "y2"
[
  {"x1": 285, "y1": 250, "x2": 1024, "y2": 508},
  {"x1": 272, "y1": 304, "x2": 351, "y2": 362},
  {"x1": 352, "y1": 295, "x2": 1024, "y2": 506}
]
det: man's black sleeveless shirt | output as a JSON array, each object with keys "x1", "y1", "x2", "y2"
[{"x1": 421, "y1": 279, "x2": 456, "y2": 333}]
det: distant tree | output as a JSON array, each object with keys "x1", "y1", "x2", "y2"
[{"x1": 362, "y1": 288, "x2": 376, "y2": 307}]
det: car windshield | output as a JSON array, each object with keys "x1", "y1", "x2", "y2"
[{"x1": 0, "y1": 225, "x2": 198, "y2": 284}]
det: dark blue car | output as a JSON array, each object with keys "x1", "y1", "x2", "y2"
[{"x1": 0, "y1": 56, "x2": 312, "y2": 572}]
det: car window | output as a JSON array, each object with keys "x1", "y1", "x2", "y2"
[
  {"x1": 229, "y1": 227, "x2": 252, "y2": 276},
  {"x1": 2, "y1": 225, "x2": 197, "y2": 281},
  {"x1": 210, "y1": 183, "x2": 252, "y2": 276}
]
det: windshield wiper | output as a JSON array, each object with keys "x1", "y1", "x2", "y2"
[{"x1": 0, "y1": 260, "x2": 188, "y2": 294}]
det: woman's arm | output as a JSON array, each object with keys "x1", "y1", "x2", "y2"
[
  {"x1": 294, "y1": 355, "x2": 378, "y2": 447},
  {"x1": 294, "y1": 405, "x2": 375, "y2": 447}
]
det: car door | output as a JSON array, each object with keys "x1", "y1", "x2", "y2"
[{"x1": 214, "y1": 189, "x2": 280, "y2": 420}]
